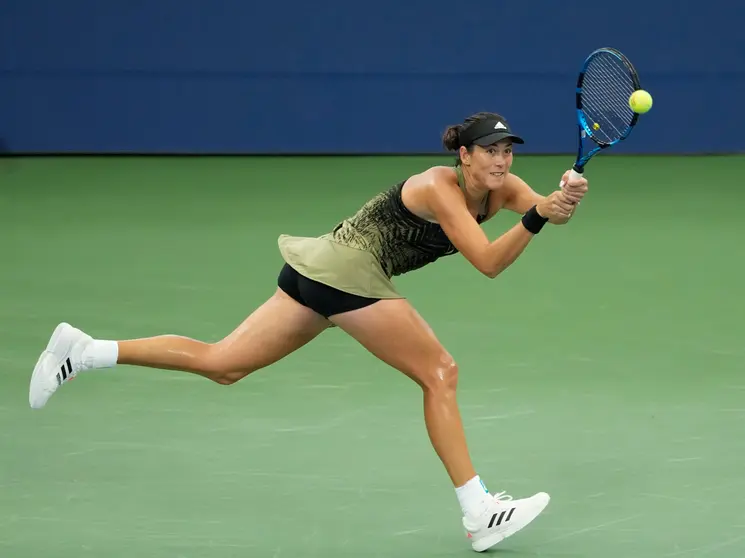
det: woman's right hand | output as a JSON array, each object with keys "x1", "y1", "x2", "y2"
[{"x1": 536, "y1": 190, "x2": 577, "y2": 223}]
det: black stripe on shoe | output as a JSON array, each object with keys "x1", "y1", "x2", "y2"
[
  {"x1": 487, "y1": 508, "x2": 516, "y2": 529},
  {"x1": 65, "y1": 358, "x2": 72, "y2": 375},
  {"x1": 60, "y1": 364, "x2": 67, "y2": 381}
]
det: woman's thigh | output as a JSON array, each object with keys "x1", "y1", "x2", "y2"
[{"x1": 329, "y1": 298, "x2": 454, "y2": 386}]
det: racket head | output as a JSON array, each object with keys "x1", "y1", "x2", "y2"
[{"x1": 574, "y1": 47, "x2": 642, "y2": 172}]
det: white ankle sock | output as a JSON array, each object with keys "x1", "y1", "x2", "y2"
[
  {"x1": 81, "y1": 340, "x2": 118, "y2": 370},
  {"x1": 455, "y1": 475, "x2": 491, "y2": 517}
]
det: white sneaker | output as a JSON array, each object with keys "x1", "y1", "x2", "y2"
[
  {"x1": 29, "y1": 322, "x2": 92, "y2": 409},
  {"x1": 463, "y1": 490, "x2": 550, "y2": 552}
]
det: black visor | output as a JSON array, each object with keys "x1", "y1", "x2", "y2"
[{"x1": 459, "y1": 117, "x2": 525, "y2": 147}]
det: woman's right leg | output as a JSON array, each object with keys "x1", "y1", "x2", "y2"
[
  {"x1": 328, "y1": 298, "x2": 475, "y2": 487},
  {"x1": 329, "y1": 298, "x2": 550, "y2": 551}
]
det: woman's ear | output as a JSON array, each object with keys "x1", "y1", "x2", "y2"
[{"x1": 459, "y1": 145, "x2": 471, "y2": 166}]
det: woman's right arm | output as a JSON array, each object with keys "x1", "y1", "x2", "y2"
[{"x1": 426, "y1": 177, "x2": 577, "y2": 279}]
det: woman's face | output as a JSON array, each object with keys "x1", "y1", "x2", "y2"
[{"x1": 462, "y1": 141, "x2": 514, "y2": 190}]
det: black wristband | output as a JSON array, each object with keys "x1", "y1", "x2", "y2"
[{"x1": 521, "y1": 205, "x2": 549, "y2": 234}]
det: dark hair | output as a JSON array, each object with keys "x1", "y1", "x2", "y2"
[{"x1": 442, "y1": 111, "x2": 507, "y2": 165}]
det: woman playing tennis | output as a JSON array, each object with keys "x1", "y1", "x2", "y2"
[{"x1": 29, "y1": 111, "x2": 588, "y2": 552}]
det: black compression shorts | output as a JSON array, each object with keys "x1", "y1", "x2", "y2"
[{"x1": 277, "y1": 264, "x2": 380, "y2": 318}]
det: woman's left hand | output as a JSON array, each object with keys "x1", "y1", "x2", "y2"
[{"x1": 551, "y1": 170, "x2": 588, "y2": 224}]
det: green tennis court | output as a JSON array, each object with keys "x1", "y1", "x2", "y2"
[{"x1": 2, "y1": 154, "x2": 744, "y2": 556}]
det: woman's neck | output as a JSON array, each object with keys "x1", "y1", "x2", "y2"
[{"x1": 460, "y1": 166, "x2": 489, "y2": 206}]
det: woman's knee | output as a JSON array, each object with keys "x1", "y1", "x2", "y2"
[
  {"x1": 201, "y1": 344, "x2": 256, "y2": 385},
  {"x1": 417, "y1": 352, "x2": 459, "y2": 395}
]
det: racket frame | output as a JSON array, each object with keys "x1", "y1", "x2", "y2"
[{"x1": 572, "y1": 47, "x2": 642, "y2": 177}]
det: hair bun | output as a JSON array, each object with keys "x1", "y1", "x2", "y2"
[{"x1": 441, "y1": 124, "x2": 462, "y2": 151}]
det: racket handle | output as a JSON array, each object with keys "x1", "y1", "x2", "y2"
[
  {"x1": 561, "y1": 168, "x2": 585, "y2": 206},
  {"x1": 560, "y1": 168, "x2": 585, "y2": 189}
]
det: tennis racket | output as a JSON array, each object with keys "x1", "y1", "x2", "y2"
[{"x1": 563, "y1": 47, "x2": 642, "y2": 187}]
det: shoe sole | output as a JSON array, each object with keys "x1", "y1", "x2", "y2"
[
  {"x1": 29, "y1": 322, "x2": 75, "y2": 409},
  {"x1": 471, "y1": 493, "x2": 550, "y2": 552},
  {"x1": 472, "y1": 530, "x2": 506, "y2": 552}
]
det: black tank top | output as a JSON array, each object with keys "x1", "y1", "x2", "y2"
[{"x1": 327, "y1": 171, "x2": 488, "y2": 278}]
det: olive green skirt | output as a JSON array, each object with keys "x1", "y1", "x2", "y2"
[{"x1": 277, "y1": 234, "x2": 404, "y2": 299}]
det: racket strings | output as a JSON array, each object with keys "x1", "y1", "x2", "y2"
[{"x1": 581, "y1": 53, "x2": 636, "y2": 144}]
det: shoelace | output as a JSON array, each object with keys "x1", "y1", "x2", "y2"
[{"x1": 491, "y1": 491, "x2": 514, "y2": 503}]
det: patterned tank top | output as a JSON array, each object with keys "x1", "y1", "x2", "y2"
[{"x1": 326, "y1": 173, "x2": 488, "y2": 278}]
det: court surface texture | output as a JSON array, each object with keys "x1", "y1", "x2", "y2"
[{"x1": 2, "y1": 154, "x2": 743, "y2": 557}]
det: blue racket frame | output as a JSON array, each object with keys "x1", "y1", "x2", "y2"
[{"x1": 573, "y1": 47, "x2": 642, "y2": 174}]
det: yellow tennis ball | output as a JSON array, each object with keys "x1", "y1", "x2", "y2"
[
  {"x1": 629, "y1": 90, "x2": 653, "y2": 114},
  {"x1": 593, "y1": 122, "x2": 600, "y2": 130}
]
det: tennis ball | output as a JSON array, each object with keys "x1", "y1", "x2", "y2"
[
  {"x1": 629, "y1": 90, "x2": 653, "y2": 114},
  {"x1": 593, "y1": 122, "x2": 600, "y2": 130}
]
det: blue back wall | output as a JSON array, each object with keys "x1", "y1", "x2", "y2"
[{"x1": 1, "y1": 0, "x2": 742, "y2": 154}]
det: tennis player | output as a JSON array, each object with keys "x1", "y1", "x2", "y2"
[{"x1": 29, "y1": 112, "x2": 588, "y2": 552}]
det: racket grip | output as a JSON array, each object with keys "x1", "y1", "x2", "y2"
[
  {"x1": 561, "y1": 168, "x2": 585, "y2": 206},
  {"x1": 560, "y1": 168, "x2": 585, "y2": 189}
]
